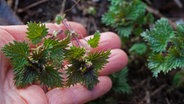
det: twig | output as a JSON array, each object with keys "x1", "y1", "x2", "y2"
[
  {"x1": 133, "y1": 79, "x2": 147, "y2": 89},
  {"x1": 165, "y1": 97, "x2": 171, "y2": 104},
  {"x1": 145, "y1": 0, "x2": 152, "y2": 5},
  {"x1": 138, "y1": 90, "x2": 150, "y2": 104},
  {"x1": 60, "y1": 0, "x2": 66, "y2": 15},
  {"x1": 91, "y1": 17, "x2": 97, "y2": 31},
  {"x1": 145, "y1": 91, "x2": 151, "y2": 104},
  {"x1": 17, "y1": 0, "x2": 48, "y2": 13},
  {"x1": 151, "y1": 84, "x2": 167, "y2": 96},
  {"x1": 138, "y1": 84, "x2": 167, "y2": 104},
  {"x1": 174, "y1": 0, "x2": 183, "y2": 8},
  {"x1": 64, "y1": 0, "x2": 81, "y2": 13},
  {"x1": 146, "y1": 6, "x2": 177, "y2": 29},
  {"x1": 14, "y1": 0, "x2": 19, "y2": 11}
]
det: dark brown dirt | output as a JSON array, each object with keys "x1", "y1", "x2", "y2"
[{"x1": 2, "y1": 0, "x2": 184, "y2": 104}]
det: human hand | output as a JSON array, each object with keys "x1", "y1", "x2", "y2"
[{"x1": 0, "y1": 22, "x2": 128, "y2": 104}]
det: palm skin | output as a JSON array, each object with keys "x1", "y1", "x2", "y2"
[{"x1": 0, "y1": 22, "x2": 128, "y2": 104}]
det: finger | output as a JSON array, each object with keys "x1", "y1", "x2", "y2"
[
  {"x1": 75, "y1": 32, "x2": 121, "y2": 51},
  {"x1": 18, "y1": 85, "x2": 48, "y2": 104},
  {"x1": 46, "y1": 76, "x2": 112, "y2": 104},
  {"x1": 99, "y1": 49, "x2": 128, "y2": 75},
  {"x1": 0, "y1": 29, "x2": 14, "y2": 49},
  {"x1": 0, "y1": 29, "x2": 15, "y2": 81},
  {"x1": 0, "y1": 21, "x2": 87, "y2": 41},
  {"x1": 75, "y1": 32, "x2": 128, "y2": 75}
]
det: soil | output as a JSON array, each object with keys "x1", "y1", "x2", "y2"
[{"x1": 2, "y1": 0, "x2": 184, "y2": 104}]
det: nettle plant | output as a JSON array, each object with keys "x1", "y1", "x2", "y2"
[
  {"x1": 141, "y1": 18, "x2": 184, "y2": 77},
  {"x1": 2, "y1": 18, "x2": 110, "y2": 90},
  {"x1": 102, "y1": 0, "x2": 153, "y2": 38},
  {"x1": 100, "y1": 0, "x2": 152, "y2": 95},
  {"x1": 102, "y1": 0, "x2": 154, "y2": 56},
  {"x1": 102, "y1": 0, "x2": 184, "y2": 91}
]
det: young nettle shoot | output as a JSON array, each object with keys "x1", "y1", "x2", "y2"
[
  {"x1": 2, "y1": 18, "x2": 110, "y2": 90},
  {"x1": 141, "y1": 18, "x2": 184, "y2": 77}
]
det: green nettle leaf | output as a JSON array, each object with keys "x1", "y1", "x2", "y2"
[
  {"x1": 55, "y1": 15, "x2": 65, "y2": 25},
  {"x1": 173, "y1": 71, "x2": 184, "y2": 87},
  {"x1": 31, "y1": 48, "x2": 47, "y2": 65},
  {"x1": 102, "y1": 0, "x2": 146, "y2": 37},
  {"x1": 66, "y1": 66, "x2": 83, "y2": 86},
  {"x1": 66, "y1": 46, "x2": 85, "y2": 59},
  {"x1": 44, "y1": 36, "x2": 70, "y2": 51},
  {"x1": 2, "y1": 41, "x2": 29, "y2": 69},
  {"x1": 14, "y1": 65, "x2": 38, "y2": 88},
  {"x1": 87, "y1": 50, "x2": 111, "y2": 70},
  {"x1": 111, "y1": 68, "x2": 131, "y2": 94},
  {"x1": 166, "y1": 48, "x2": 184, "y2": 69},
  {"x1": 88, "y1": 31, "x2": 100, "y2": 48},
  {"x1": 109, "y1": 0, "x2": 123, "y2": 5},
  {"x1": 82, "y1": 69, "x2": 99, "y2": 90},
  {"x1": 66, "y1": 51, "x2": 110, "y2": 89},
  {"x1": 141, "y1": 18, "x2": 184, "y2": 77},
  {"x1": 148, "y1": 54, "x2": 170, "y2": 77},
  {"x1": 141, "y1": 18, "x2": 175, "y2": 53},
  {"x1": 127, "y1": 0, "x2": 146, "y2": 21},
  {"x1": 44, "y1": 38, "x2": 60, "y2": 49},
  {"x1": 66, "y1": 59, "x2": 86, "y2": 86},
  {"x1": 26, "y1": 22, "x2": 48, "y2": 44},
  {"x1": 40, "y1": 66, "x2": 62, "y2": 87},
  {"x1": 44, "y1": 36, "x2": 70, "y2": 67},
  {"x1": 66, "y1": 59, "x2": 99, "y2": 90},
  {"x1": 129, "y1": 43, "x2": 147, "y2": 55},
  {"x1": 116, "y1": 26, "x2": 133, "y2": 38},
  {"x1": 171, "y1": 37, "x2": 184, "y2": 56},
  {"x1": 102, "y1": 12, "x2": 115, "y2": 26},
  {"x1": 176, "y1": 24, "x2": 184, "y2": 37}
]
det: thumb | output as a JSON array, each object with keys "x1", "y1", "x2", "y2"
[{"x1": 0, "y1": 28, "x2": 15, "y2": 84}]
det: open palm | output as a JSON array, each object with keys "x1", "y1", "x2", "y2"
[{"x1": 0, "y1": 22, "x2": 128, "y2": 104}]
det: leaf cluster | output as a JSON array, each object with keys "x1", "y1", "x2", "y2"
[
  {"x1": 172, "y1": 70, "x2": 184, "y2": 87},
  {"x1": 111, "y1": 68, "x2": 131, "y2": 94},
  {"x1": 129, "y1": 43, "x2": 147, "y2": 55},
  {"x1": 141, "y1": 18, "x2": 184, "y2": 77},
  {"x1": 102, "y1": 0, "x2": 152, "y2": 37},
  {"x1": 87, "y1": 68, "x2": 131, "y2": 104},
  {"x1": 2, "y1": 21, "x2": 110, "y2": 89}
]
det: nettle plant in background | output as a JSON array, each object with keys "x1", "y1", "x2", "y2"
[
  {"x1": 102, "y1": 0, "x2": 154, "y2": 56},
  {"x1": 141, "y1": 18, "x2": 184, "y2": 83},
  {"x1": 2, "y1": 18, "x2": 110, "y2": 90},
  {"x1": 100, "y1": 0, "x2": 153, "y2": 96},
  {"x1": 102, "y1": 0, "x2": 153, "y2": 38},
  {"x1": 89, "y1": 0, "x2": 184, "y2": 103},
  {"x1": 103, "y1": 0, "x2": 184, "y2": 89}
]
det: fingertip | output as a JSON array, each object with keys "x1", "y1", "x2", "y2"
[
  {"x1": 0, "y1": 29, "x2": 15, "y2": 48},
  {"x1": 100, "y1": 49, "x2": 128, "y2": 75},
  {"x1": 91, "y1": 76, "x2": 112, "y2": 99},
  {"x1": 94, "y1": 32, "x2": 121, "y2": 51},
  {"x1": 79, "y1": 32, "x2": 122, "y2": 51}
]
